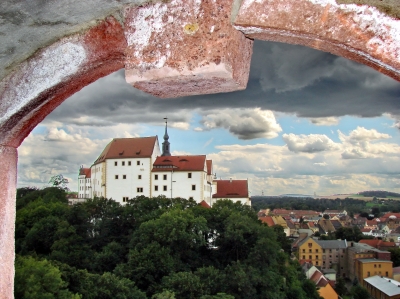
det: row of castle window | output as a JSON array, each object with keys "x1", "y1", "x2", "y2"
[
  {"x1": 114, "y1": 174, "x2": 194, "y2": 180},
  {"x1": 114, "y1": 161, "x2": 141, "y2": 166}
]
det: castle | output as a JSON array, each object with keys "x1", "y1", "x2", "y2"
[{"x1": 78, "y1": 121, "x2": 250, "y2": 206}]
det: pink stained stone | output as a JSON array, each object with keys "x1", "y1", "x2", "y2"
[{"x1": 124, "y1": 0, "x2": 253, "y2": 98}]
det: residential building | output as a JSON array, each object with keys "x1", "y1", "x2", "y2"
[
  {"x1": 346, "y1": 242, "x2": 391, "y2": 281},
  {"x1": 212, "y1": 179, "x2": 250, "y2": 206},
  {"x1": 297, "y1": 236, "x2": 347, "y2": 272},
  {"x1": 355, "y1": 259, "x2": 393, "y2": 281},
  {"x1": 364, "y1": 276, "x2": 400, "y2": 299},
  {"x1": 303, "y1": 264, "x2": 339, "y2": 299}
]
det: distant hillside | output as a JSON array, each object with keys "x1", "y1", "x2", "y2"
[{"x1": 358, "y1": 191, "x2": 400, "y2": 198}]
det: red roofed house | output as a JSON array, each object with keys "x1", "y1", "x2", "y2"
[
  {"x1": 78, "y1": 121, "x2": 249, "y2": 206},
  {"x1": 78, "y1": 167, "x2": 92, "y2": 199},
  {"x1": 304, "y1": 264, "x2": 339, "y2": 299},
  {"x1": 212, "y1": 178, "x2": 250, "y2": 206}
]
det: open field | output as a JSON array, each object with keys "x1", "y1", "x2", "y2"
[{"x1": 315, "y1": 194, "x2": 400, "y2": 201}]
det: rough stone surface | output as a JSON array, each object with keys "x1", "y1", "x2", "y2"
[
  {"x1": 0, "y1": 0, "x2": 147, "y2": 81},
  {"x1": 233, "y1": 0, "x2": 400, "y2": 81},
  {"x1": 0, "y1": 1, "x2": 399, "y2": 297},
  {"x1": 0, "y1": 16, "x2": 126, "y2": 148},
  {"x1": 124, "y1": 0, "x2": 253, "y2": 98},
  {"x1": 0, "y1": 146, "x2": 17, "y2": 299}
]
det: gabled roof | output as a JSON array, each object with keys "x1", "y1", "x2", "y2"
[
  {"x1": 199, "y1": 200, "x2": 211, "y2": 208},
  {"x1": 318, "y1": 219, "x2": 336, "y2": 233},
  {"x1": 79, "y1": 167, "x2": 91, "y2": 178},
  {"x1": 212, "y1": 179, "x2": 248, "y2": 198},
  {"x1": 331, "y1": 219, "x2": 343, "y2": 230},
  {"x1": 359, "y1": 239, "x2": 396, "y2": 249},
  {"x1": 259, "y1": 216, "x2": 275, "y2": 227},
  {"x1": 152, "y1": 155, "x2": 206, "y2": 172},
  {"x1": 364, "y1": 276, "x2": 400, "y2": 296},
  {"x1": 316, "y1": 239, "x2": 347, "y2": 249},
  {"x1": 94, "y1": 137, "x2": 158, "y2": 164}
]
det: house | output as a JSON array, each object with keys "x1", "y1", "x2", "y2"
[
  {"x1": 78, "y1": 122, "x2": 248, "y2": 206},
  {"x1": 212, "y1": 179, "x2": 250, "y2": 206},
  {"x1": 346, "y1": 242, "x2": 391, "y2": 281},
  {"x1": 303, "y1": 264, "x2": 339, "y2": 299},
  {"x1": 355, "y1": 259, "x2": 393, "y2": 281},
  {"x1": 364, "y1": 276, "x2": 400, "y2": 299},
  {"x1": 297, "y1": 236, "x2": 347, "y2": 272},
  {"x1": 259, "y1": 215, "x2": 290, "y2": 236},
  {"x1": 359, "y1": 239, "x2": 397, "y2": 251},
  {"x1": 318, "y1": 219, "x2": 336, "y2": 235}
]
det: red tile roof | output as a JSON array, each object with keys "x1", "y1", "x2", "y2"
[
  {"x1": 199, "y1": 200, "x2": 211, "y2": 208},
  {"x1": 359, "y1": 239, "x2": 396, "y2": 249},
  {"x1": 206, "y1": 160, "x2": 212, "y2": 175},
  {"x1": 259, "y1": 216, "x2": 275, "y2": 227},
  {"x1": 212, "y1": 180, "x2": 249, "y2": 198},
  {"x1": 79, "y1": 167, "x2": 91, "y2": 178},
  {"x1": 152, "y1": 155, "x2": 206, "y2": 172},
  {"x1": 366, "y1": 220, "x2": 379, "y2": 226},
  {"x1": 94, "y1": 137, "x2": 158, "y2": 164}
]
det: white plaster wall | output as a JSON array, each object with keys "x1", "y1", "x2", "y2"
[
  {"x1": 151, "y1": 170, "x2": 207, "y2": 202},
  {"x1": 106, "y1": 157, "x2": 152, "y2": 203}
]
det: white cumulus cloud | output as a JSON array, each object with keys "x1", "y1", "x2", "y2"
[
  {"x1": 201, "y1": 108, "x2": 282, "y2": 140},
  {"x1": 283, "y1": 133, "x2": 340, "y2": 153}
]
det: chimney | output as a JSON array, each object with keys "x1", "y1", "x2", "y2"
[{"x1": 230, "y1": 177, "x2": 232, "y2": 183}]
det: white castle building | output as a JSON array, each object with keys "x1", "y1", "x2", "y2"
[{"x1": 78, "y1": 121, "x2": 250, "y2": 206}]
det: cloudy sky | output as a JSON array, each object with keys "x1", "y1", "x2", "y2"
[{"x1": 17, "y1": 40, "x2": 400, "y2": 196}]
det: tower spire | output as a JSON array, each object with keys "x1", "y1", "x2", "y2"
[{"x1": 161, "y1": 117, "x2": 171, "y2": 156}]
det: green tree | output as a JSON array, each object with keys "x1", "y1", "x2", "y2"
[
  {"x1": 49, "y1": 174, "x2": 70, "y2": 191},
  {"x1": 351, "y1": 285, "x2": 370, "y2": 299},
  {"x1": 388, "y1": 247, "x2": 400, "y2": 267},
  {"x1": 14, "y1": 255, "x2": 81, "y2": 299},
  {"x1": 152, "y1": 291, "x2": 176, "y2": 299},
  {"x1": 335, "y1": 277, "x2": 347, "y2": 296}
]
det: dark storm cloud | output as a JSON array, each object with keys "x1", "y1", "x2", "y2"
[{"x1": 45, "y1": 40, "x2": 400, "y2": 128}]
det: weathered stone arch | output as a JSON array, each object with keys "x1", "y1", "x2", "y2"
[{"x1": 0, "y1": 0, "x2": 399, "y2": 297}]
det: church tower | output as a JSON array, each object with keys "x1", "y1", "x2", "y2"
[{"x1": 161, "y1": 117, "x2": 171, "y2": 156}]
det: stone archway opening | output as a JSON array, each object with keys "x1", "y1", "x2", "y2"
[{"x1": 1, "y1": 0, "x2": 400, "y2": 297}]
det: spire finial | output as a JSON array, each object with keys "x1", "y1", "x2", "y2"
[{"x1": 161, "y1": 117, "x2": 171, "y2": 156}]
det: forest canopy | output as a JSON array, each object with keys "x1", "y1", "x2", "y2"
[{"x1": 15, "y1": 187, "x2": 321, "y2": 299}]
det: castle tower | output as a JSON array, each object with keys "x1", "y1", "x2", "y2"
[{"x1": 161, "y1": 117, "x2": 171, "y2": 156}]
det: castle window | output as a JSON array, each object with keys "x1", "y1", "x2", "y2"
[
  {"x1": 137, "y1": 187, "x2": 143, "y2": 193},
  {"x1": 163, "y1": 185, "x2": 167, "y2": 191},
  {"x1": 137, "y1": 161, "x2": 140, "y2": 166},
  {"x1": 123, "y1": 197, "x2": 129, "y2": 202},
  {"x1": 192, "y1": 185, "x2": 196, "y2": 191},
  {"x1": 163, "y1": 174, "x2": 167, "y2": 180},
  {"x1": 122, "y1": 161, "x2": 125, "y2": 166},
  {"x1": 123, "y1": 175, "x2": 127, "y2": 179},
  {"x1": 138, "y1": 175, "x2": 142, "y2": 179},
  {"x1": 155, "y1": 174, "x2": 158, "y2": 180},
  {"x1": 154, "y1": 185, "x2": 158, "y2": 191},
  {"x1": 115, "y1": 175, "x2": 119, "y2": 179},
  {"x1": 128, "y1": 161, "x2": 131, "y2": 166},
  {"x1": 188, "y1": 173, "x2": 192, "y2": 178},
  {"x1": 114, "y1": 161, "x2": 117, "y2": 166}
]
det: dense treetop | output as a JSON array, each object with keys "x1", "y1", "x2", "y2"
[{"x1": 15, "y1": 187, "x2": 321, "y2": 299}]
